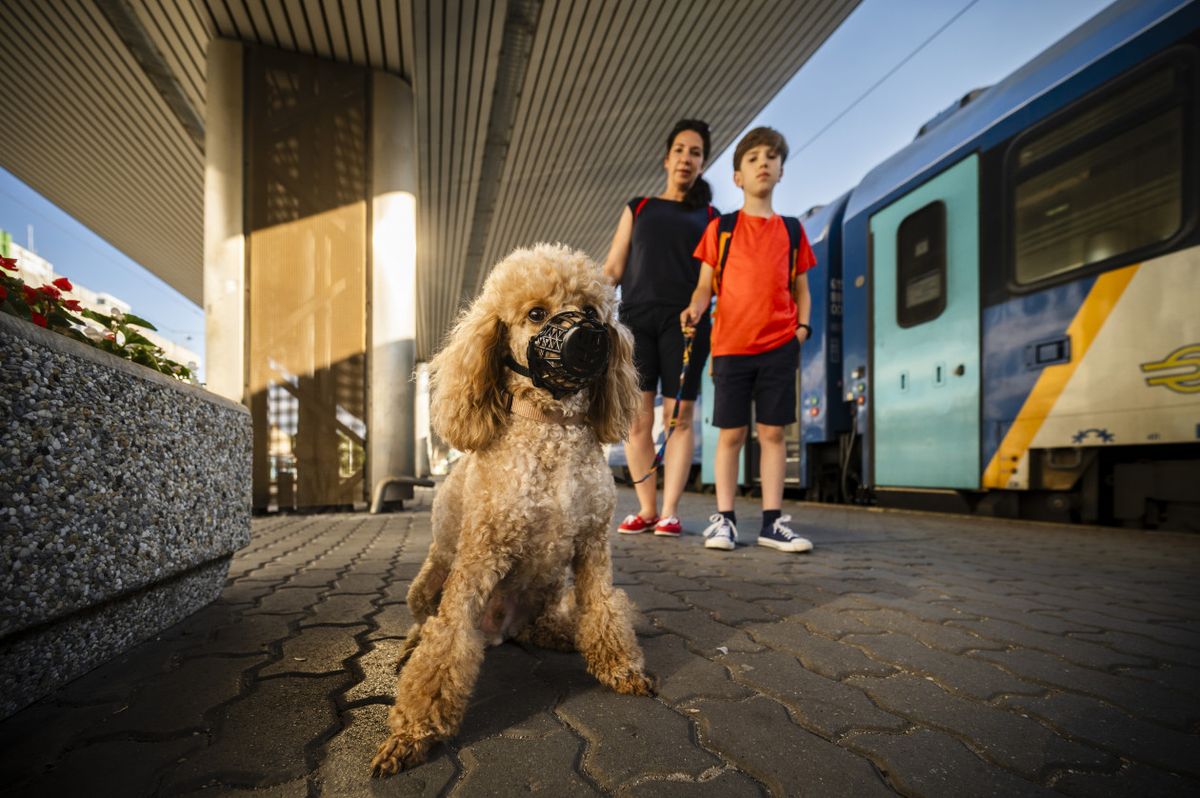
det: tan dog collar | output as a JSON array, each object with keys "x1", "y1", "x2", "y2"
[{"x1": 503, "y1": 392, "x2": 587, "y2": 426}]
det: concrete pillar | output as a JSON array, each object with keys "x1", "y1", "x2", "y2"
[
  {"x1": 202, "y1": 38, "x2": 245, "y2": 404},
  {"x1": 369, "y1": 71, "x2": 420, "y2": 494}
]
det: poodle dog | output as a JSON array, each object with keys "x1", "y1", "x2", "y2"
[{"x1": 372, "y1": 243, "x2": 650, "y2": 776}]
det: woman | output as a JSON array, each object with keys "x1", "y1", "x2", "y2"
[{"x1": 602, "y1": 119, "x2": 715, "y2": 537}]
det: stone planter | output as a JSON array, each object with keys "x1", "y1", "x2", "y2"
[{"x1": 0, "y1": 313, "x2": 251, "y2": 718}]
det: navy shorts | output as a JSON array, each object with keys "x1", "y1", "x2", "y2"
[
  {"x1": 619, "y1": 304, "x2": 711, "y2": 400},
  {"x1": 711, "y1": 337, "x2": 800, "y2": 428}
]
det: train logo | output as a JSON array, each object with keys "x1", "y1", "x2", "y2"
[{"x1": 1140, "y1": 344, "x2": 1200, "y2": 394}]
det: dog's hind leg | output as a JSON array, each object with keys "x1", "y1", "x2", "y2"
[
  {"x1": 372, "y1": 546, "x2": 511, "y2": 776},
  {"x1": 572, "y1": 533, "x2": 654, "y2": 697}
]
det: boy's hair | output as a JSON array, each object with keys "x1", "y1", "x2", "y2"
[{"x1": 733, "y1": 127, "x2": 789, "y2": 171}]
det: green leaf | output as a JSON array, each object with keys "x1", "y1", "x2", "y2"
[{"x1": 122, "y1": 313, "x2": 157, "y2": 330}]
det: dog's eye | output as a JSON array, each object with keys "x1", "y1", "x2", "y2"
[
  {"x1": 583, "y1": 306, "x2": 599, "y2": 320},
  {"x1": 527, "y1": 307, "x2": 547, "y2": 323}
]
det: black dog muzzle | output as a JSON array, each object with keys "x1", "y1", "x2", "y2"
[{"x1": 505, "y1": 310, "x2": 610, "y2": 399}]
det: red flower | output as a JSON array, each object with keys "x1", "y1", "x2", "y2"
[
  {"x1": 31, "y1": 312, "x2": 47, "y2": 327},
  {"x1": 38, "y1": 284, "x2": 61, "y2": 299},
  {"x1": 62, "y1": 298, "x2": 82, "y2": 311},
  {"x1": 0, "y1": 257, "x2": 17, "y2": 271},
  {"x1": 53, "y1": 277, "x2": 73, "y2": 292},
  {"x1": 105, "y1": 332, "x2": 115, "y2": 341},
  {"x1": 22, "y1": 285, "x2": 39, "y2": 304}
]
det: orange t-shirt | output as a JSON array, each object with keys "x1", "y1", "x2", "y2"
[{"x1": 693, "y1": 212, "x2": 817, "y2": 356}]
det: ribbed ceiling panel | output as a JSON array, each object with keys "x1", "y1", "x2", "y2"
[{"x1": 0, "y1": 0, "x2": 859, "y2": 359}]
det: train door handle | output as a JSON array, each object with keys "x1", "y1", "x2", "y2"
[
  {"x1": 900, "y1": 371, "x2": 908, "y2": 392},
  {"x1": 954, "y1": 364, "x2": 965, "y2": 377}
]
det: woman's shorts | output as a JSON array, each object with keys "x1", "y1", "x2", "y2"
[
  {"x1": 619, "y1": 304, "x2": 711, "y2": 401},
  {"x1": 711, "y1": 336, "x2": 800, "y2": 428}
]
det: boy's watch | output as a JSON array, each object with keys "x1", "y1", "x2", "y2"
[{"x1": 796, "y1": 322, "x2": 812, "y2": 337}]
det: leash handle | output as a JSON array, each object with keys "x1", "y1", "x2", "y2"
[{"x1": 629, "y1": 330, "x2": 695, "y2": 486}]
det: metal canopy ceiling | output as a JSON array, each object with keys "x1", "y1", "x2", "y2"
[{"x1": 0, "y1": 0, "x2": 859, "y2": 359}]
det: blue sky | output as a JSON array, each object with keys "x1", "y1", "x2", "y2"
[{"x1": 0, "y1": 0, "x2": 1112, "y2": 368}]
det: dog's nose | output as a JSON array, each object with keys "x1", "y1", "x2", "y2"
[{"x1": 560, "y1": 321, "x2": 609, "y2": 378}]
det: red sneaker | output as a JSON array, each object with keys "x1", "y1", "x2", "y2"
[
  {"x1": 654, "y1": 515, "x2": 682, "y2": 536},
  {"x1": 618, "y1": 513, "x2": 658, "y2": 534}
]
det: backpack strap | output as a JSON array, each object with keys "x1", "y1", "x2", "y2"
[
  {"x1": 782, "y1": 215, "x2": 802, "y2": 295},
  {"x1": 712, "y1": 211, "x2": 739, "y2": 295},
  {"x1": 631, "y1": 197, "x2": 651, "y2": 224},
  {"x1": 706, "y1": 204, "x2": 718, "y2": 221}
]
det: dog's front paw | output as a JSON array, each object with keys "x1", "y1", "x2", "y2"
[
  {"x1": 370, "y1": 733, "x2": 432, "y2": 777},
  {"x1": 606, "y1": 668, "x2": 655, "y2": 697}
]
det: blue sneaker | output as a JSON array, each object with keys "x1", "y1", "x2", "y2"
[
  {"x1": 702, "y1": 514, "x2": 738, "y2": 551},
  {"x1": 757, "y1": 514, "x2": 813, "y2": 553}
]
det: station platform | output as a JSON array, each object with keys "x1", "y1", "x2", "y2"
[{"x1": 2, "y1": 487, "x2": 1198, "y2": 796}]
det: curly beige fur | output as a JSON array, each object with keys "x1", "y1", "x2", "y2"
[{"x1": 371, "y1": 244, "x2": 649, "y2": 776}]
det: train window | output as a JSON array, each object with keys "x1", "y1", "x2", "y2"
[
  {"x1": 1012, "y1": 64, "x2": 1187, "y2": 285},
  {"x1": 896, "y1": 201, "x2": 946, "y2": 328}
]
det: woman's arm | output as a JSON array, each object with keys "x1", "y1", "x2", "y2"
[
  {"x1": 601, "y1": 207, "x2": 634, "y2": 286},
  {"x1": 680, "y1": 262, "x2": 715, "y2": 330}
]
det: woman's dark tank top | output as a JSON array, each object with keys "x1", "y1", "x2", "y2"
[{"x1": 619, "y1": 197, "x2": 715, "y2": 310}]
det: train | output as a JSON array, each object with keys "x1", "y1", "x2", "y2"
[{"x1": 703, "y1": 0, "x2": 1200, "y2": 531}]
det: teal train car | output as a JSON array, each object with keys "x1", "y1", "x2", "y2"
[{"x1": 713, "y1": 0, "x2": 1200, "y2": 529}]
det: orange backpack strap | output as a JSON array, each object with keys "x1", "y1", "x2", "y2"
[{"x1": 711, "y1": 212, "x2": 739, "y2": 295}]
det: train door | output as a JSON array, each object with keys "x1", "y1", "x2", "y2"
[{"x1": 870, "y1": 155, "x2": 980, "y2": 488}]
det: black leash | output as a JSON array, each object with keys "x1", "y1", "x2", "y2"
[{"x1": 624, "y1": 330, "x2": 695, "y2": 486}]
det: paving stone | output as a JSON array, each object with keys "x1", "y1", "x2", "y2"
[
  {"x1": 368, "y1": 602, "x2": 416, "y2": 641},
  {"x1": 702, "y1": 579, "x2": 787, "y2": 602},
  {"x1": 280, "y1": 569, "x2": 342, "y2": 589},
  {"x1": 692, "y1": 696, "x2": 892, "y2": 796},
  {"x1": 1040, "y1": 609, "x2": 1200, "y2": 649},
  {"x1": 638, "y1": 571, "x2": 705, "y2": 594},
  {"x1": 380, "y1": 579, "x2": 414, "y2": 604},
  {"x1": 845, "y1": 728, "x2": 1053, "y2": 796},
  {"x1": 1052, "y1": 761, "x2": 1199, "y2": 797},
  {"x1": 971, "y1": 648, "x2": 1196, "y2": 729},
  {"x1": 455, "y1": 727, "x2": 598, "y2": 797},
  {"x1": 847, "y1": 673, "x2": 1113, "y2": 780},
  {"x1": 555, "y1": 690, "x2": 719, "y2": 791},
  {"x1": 648, "y1": 608, "x2": 764, "y2": 654},
  {"x1": 948, "y1": 617, "x2": 1156, "y2": 670},
  {"x1": 0, "y1": 700, "x2": 123, "y2": 786},
  {"x1": 1002, "y1": 691, "x2": 1200, "y2": 777},
  {"x1": 852, "y1": 608, "x2": 1005, "y2": 654},
  {"x1": 1069, "y1": 630, "x2": 1200, "y2": 668},
  {"x1": 677, "y1": 590, "x2": 777, "y2": 625},
  {"x1": 457, "y1": 646, "x2": 562, "y2": 746},
  {"x1": 331, "y1": 573, "x2": 389, "y2": 594},
  {"x1": 167, "y1": 674, "x2": 350, "y2": 790},
  {"x1": 842, "y1": 632, "x2": 1040, "y2": 700},
  {"x1": 245, "y1": 586, "x2": 327, "y2": 616},
  {"x1": 855, "y1": 594, "x2": 982, "y2": 624},
  {"x1": 201, "y1": 612, "x2": 305, "y2": 656},
  {"x1": 175, "y1": 777, "x2": 311, "y2": 797},
  {"x1": 260, "y1": 625, "x2": 367, "y2": 676},
  {"x1": 640, "y1": 634, "x2": 753, "y2": 704},
  {"x1": 793, "y1": 604, "x2": 884, "y2": 638},
  {"x1": 108, "y1": 654, "x2": 265, "y2": 735},
  {"x1": 7, "y1": 736, "x2": 204, "y2": 797},
  {"x1": 302, "y1": 593, "x2": 380, "y2": 626},
  {"x1": 743, "y1": 620, "x2": 897, "y2": 679},
  {"x1": 623, "y1": 583, "x2": 689, "y2": 612},
  {"x1": 622, "y1": 768, "x2": 765, "y2": 797},
  {"x1": 217, "y1": 579, "x2": 280, "y2": 605},
  {"x1": 1117, "y1": 663, "x2": 1200, "y2": 700},
  {"x1": 318, "y1": 706, "x2": 458, "y2": 797},
  {"x1": 50, "y1": 635, "x2": 181, "y2": 706},
  {"x1": 724, "y1": 650, "x2": 906, "y2": 737},
  {"x1": 344, "y1": 638, "x2": 404, "y2": 704}
]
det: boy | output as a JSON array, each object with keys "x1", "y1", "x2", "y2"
[{"x1": 680, "y1": 127, "x2": 815, "y2": 553}]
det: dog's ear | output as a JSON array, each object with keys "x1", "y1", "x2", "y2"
[
  {"x1": 429, "y1": 303, "x2": 508, "y2": 452},
  {"x1": 588, "y1": 321, "x2": 641, "y2": 444}
]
